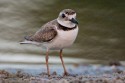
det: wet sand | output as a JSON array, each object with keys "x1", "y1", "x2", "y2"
[
  {"x1": 0, "y1": 71, "x2": 125, "y2": 83},
  {"x1": 0, "y1": 65, "x2": 125, "y2": 83}
]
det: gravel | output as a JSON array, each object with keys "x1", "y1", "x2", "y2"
[{"x1": 0, "y1": 65, "x2": 125, "y2": 83}]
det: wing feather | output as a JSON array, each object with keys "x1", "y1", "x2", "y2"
[{"x1": 25, "y1": 23, "x2": 57, "y2": 42}]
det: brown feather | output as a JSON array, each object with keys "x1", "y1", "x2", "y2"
[{"x1": 25, "y1": 20, "x2": 57, "y2": 42}]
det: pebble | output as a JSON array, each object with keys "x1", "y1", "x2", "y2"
[{"x1": 0, "y1": 65, "x2": 125, "y2": 83}]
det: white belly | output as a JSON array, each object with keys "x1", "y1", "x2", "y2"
[{"x1": 43, "y1": 27, "x2": 78, "y2": 50}]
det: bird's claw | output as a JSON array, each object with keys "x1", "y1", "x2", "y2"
[{"x1": 63, "y1": 72, "x2": 69, "y2": 76}]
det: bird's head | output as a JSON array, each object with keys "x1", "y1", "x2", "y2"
[{"x1": 57, "y1": 9, "x2": 78, "y2": 28}]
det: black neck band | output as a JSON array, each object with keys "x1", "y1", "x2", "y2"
[{"x1": 58, "y1": 23, "x2": 77, "y2": 31}]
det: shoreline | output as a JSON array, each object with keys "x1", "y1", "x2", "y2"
[{"x1": 0, "y1": 64, "x2": 125, "y2": 83}]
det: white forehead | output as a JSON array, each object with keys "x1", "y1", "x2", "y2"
[{"x1": 68, "y1": 13, "x2": 76, "y2": 19}]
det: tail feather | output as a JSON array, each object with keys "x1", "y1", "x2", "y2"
[
  {"x1": 20, "y1": 40, "x2": 33, "y2": 44},
  {"x1": 20, "y1": 40, "x2": 40, "y2": 46},
  {"x1": 20, "y1": 35, "x2": 32, "y2": 44},
  {"x1": 20, "y1": 35, "x2": 33, "y2": 44},
  {"x1": 20, "y1": 35, "x2": 40, "y2": 45},
  {"x1": 24, "y1": 35, "x2": 32, "y2": 41}
]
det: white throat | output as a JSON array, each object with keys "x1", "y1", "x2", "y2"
[{"x1": 57, "y1": 18, "x2": 76, "y2": 28}]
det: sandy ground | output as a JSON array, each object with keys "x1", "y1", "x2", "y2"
[
  {"x1": 0, "y1": 71, "x2": 125, "y2": 83},
  {"x1": 0, "y1": 64, "x2": 125, "y2": 83}
]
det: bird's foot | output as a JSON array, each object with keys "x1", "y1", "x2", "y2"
[
  {"x1": 63, "y1": 72, "x2": 69, "y2": 76},
  {"x1": 48, "y1": 74, "x2": 50, "y2": 77}
]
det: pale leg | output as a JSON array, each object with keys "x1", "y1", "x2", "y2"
[
  {"x1": 59, "y1": 49, "x2": 68, "y2": 76},
  {"x1": 45, "y1": 49, "x2": 50, "y2": 76}
]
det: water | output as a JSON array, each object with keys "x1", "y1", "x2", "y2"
[{"x1": 0, "y1": 0, "x2": 125, "y2": 66}]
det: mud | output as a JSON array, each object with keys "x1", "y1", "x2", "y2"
[{"x1": 0, "y1": 67, "x2": 125, "y2": 83}]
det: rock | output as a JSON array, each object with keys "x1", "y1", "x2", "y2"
[{"x1": 59, "y1": 79, "x2": 69, "y2": 83}]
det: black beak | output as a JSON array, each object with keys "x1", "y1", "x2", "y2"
[{"x1": 70, "y1": 18, "x2": 78, "y2": 24}]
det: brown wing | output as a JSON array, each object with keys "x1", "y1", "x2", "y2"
[{"x1": 25, "y1": 24, "x2": 57, "y2": 42}]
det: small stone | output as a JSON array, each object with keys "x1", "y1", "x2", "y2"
[
  {"x1": 50, "y1": 79, "x2": 58, "y2": 83},
  {"x1": 0, "y1": 79, "x2": 4, "y2": 83},
  {"x1": 59, "y1": 79, "x2": 68, "y2": 83},
  {"x1": 115, "y1": 79, "x2": 124, "y2": 83},
  {"x1": 52, "y1": 71, "x2": 57, "y2": 75},
  {"x1": 30, "y1": 77, "x2": 36, "y2": 80},
  {"x1": 39, "y1": 79, "x2": 49, "y2": 83}
]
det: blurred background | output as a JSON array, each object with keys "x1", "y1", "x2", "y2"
[{"x1": 0, "y1": 0, "x2": 125, "y2": 67}]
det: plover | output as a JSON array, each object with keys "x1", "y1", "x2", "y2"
[{"x1": 20, "y1": 9, "x2": 79, "y2": 76}]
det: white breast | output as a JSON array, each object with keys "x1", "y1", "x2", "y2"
[{"x1": 45, "y1": 26, "x2": 78, "y2": 50}]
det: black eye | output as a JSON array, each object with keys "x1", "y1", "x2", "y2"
[{"x1": 62, "y1": 14, "x2": 65, "y2": 18}]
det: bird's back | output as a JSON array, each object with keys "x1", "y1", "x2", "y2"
[{"x1": 24, "y1": 19, "x2": 58, "y2": 43}]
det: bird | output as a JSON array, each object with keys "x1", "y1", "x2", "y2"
[{"x1": 20, "y1": 9, "x2": 79, "y2": 76}]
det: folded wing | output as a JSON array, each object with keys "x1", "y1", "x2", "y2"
[{"x1": 25, "y1": 24, "x2": 57, "y2": 42}]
